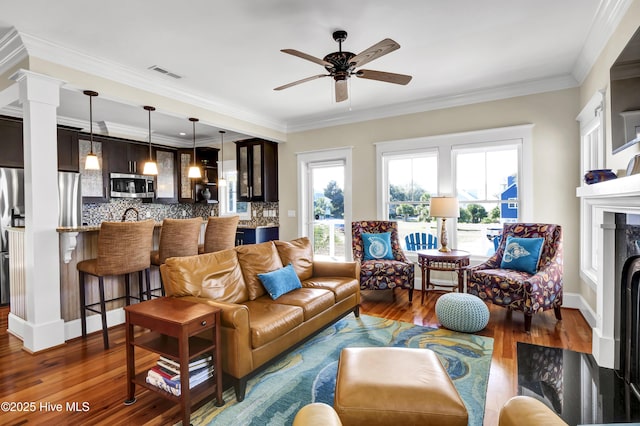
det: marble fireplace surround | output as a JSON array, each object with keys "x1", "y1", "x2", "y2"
[{"x1": 577, "y1": 173, "x2": 640, "y2": 370}]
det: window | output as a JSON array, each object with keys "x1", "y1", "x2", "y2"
[
  {"x1": 218, "y1": 162, "x2": 237, "y2": 215},
  {"x1": 376, "y1": 125, "x2": 533, "y2": 258},
  {"x1": 298, "y1": 147, "x2": 353, "y2": 261},
  {"x1": 577, "y1": 90, "x2": 605, "y2": 289},
  {"x1": 454, "y1": 143, "x2": 520, "y2": 255},
  {"x1": 383, "y1": 152, "x2": 438, "y2": 240}
]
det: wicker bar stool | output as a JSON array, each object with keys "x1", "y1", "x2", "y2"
[
  {"x1": 199, "y1": 215, "x2": 240, "y2": 254},
  {"x1": 77, "y1": 219, "x2": 155, "y2": 349},
  {"x1": 149, "y1": 217, "x2": 202, "y2": 297}
]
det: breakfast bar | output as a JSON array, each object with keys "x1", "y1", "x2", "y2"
[{"x1": 7, "y1": 221, "x2": 278, "y2": 343}]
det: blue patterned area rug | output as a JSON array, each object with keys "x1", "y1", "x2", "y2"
[{"x1": 190, "y1": 314, "x2": 493, "y2": 426}]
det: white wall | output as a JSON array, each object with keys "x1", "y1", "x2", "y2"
[
  {"x1": 578, "y1": 1, "x2": 640, "y2": 310},
  {"x1": 280, "y1": 88, "x2": 581, "y2": 294}
]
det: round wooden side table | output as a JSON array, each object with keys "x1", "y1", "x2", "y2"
[{"x1": 416, "y1": 249, "x2": 471, "y2": 305}]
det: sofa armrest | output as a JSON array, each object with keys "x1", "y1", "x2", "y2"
[
  {"x1": 313, "y1": 260, "x2": 360, "y2": 279},
  {"x1": 177, "y1": 296, "x2": 249, "y2": 330},
  {"x1": 293, "y1": 403, "x2": 343, "y2": 426},
  {"x1": 499, "y1": 396, "x2": 567, "y2": 426}
]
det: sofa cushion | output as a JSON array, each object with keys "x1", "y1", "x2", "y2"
[
  {"x1": 254, "y1": 288, "x2": 335, "y2": 321},
  {"x1": 275, "y1": 237, "x2": 314, "y2": 281},
  {"x1": 302, "y1": 277, "x2": 360, "y2": 302},
  {"x1": 242, "y1": 300, "x2": 304, "y2": 348},
  {"x1": 163, "y1": 249, "x2": 248, "y2": 303},
  {"x1": 258, "y1": 264, "x2": 303, "y2": 300},
  {"x1": 237, "y1": 241, "x2": 284, "y2": 300}
]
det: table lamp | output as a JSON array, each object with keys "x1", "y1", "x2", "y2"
[{"x1": 430, "y1": 196, "x2": 460, "y2": 252}]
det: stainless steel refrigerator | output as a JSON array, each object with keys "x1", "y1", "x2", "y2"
[
  {"x1": 0, "y1": 167, "x2": 24, "y2": 306},
  {"x1": 0, "y1": 168, "x2": 81, "y2": 306}
]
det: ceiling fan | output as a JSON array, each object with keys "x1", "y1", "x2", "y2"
[{"x1": 274, "y1": 30, "x2": 412, "y2": 102}]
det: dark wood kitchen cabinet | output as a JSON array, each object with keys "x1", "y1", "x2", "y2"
[
  {"x1": 0, "y1": 116, "x2": 80, "y2": 171},
  {"x1": 105, "y1": 140, "x2": 150, "y2": 175},
  {"x1": 153, "y1": 146, "x2": 177, "y2": 203},
  {"x1": 236, "y1": 139, "x2": 278, "y2": 202},
  {"x1": 57, "y1": 126, "x2": 80, "y2": 172},
  {"x1": 177, "y1": 147, "x2": 219, "y2": 203},
  {"x1": 0, "y1": 116, "x2": 24, "y2": 168}
]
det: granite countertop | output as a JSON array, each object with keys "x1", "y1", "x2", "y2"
[{"x1": 57, "y1": 221, "x2": 278, "y2": 233}]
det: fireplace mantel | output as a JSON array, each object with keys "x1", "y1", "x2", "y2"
[
  {"x1": 577, "y1": 173, "x2": 640, "y2": 200},
  {"x1": 577, "y1": 173, "x2": 640, "y2": 369}
]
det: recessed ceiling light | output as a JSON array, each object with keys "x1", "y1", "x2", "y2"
[{"x1": 179, "y1": 132, "x2": 186, "y2": 136}]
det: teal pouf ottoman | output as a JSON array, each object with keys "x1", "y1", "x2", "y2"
[{"x1": 436, "y1": 293, "x2": 489, "y2": 333}]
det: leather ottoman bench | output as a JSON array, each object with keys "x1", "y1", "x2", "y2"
[{"x1": 333, "y1": 347, "x2": 468, "y2": 426}]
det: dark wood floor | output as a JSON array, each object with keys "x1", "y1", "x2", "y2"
[{"x1": 0, "y1": 291, "x2": 592, "y2": 426}]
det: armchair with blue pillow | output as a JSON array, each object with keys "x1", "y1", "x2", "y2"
[
  {"x1": 351, "y1": 221, "x2": 415, "y2": 301},
  {"x1": 467, "y1": 223, "x2": 563, "y2": 332}
]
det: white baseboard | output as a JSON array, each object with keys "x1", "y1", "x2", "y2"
[
  {"x1": 561, "y1": 291, "x2": 596, "y2": 328},
  {"x1": 64, "y1": 308, "x2": 126, "y2": 341}
]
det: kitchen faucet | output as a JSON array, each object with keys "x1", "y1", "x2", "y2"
[{"x1": 122, "y1": 207, "x2": 139, "y2": 222}]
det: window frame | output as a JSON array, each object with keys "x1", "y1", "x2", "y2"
[
  {"x1": 382, "y1": 149, "x2": 439, "y2": 221},
  {"x1": 376, "y1": 124, "x2": 533, "y2": 260}
]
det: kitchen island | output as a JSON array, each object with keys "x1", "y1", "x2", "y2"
[{"x1": 8, "y1": 220, "x2": 278, "y2": 343}]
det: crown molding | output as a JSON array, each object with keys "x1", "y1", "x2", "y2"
[
  {"x1": 0, "y1": 28, "x2": 27, "y2": 76},
  {"x1": 17, "y1": 32, "x2": 288, "y2": 134},
  {"x1": 285, "y1": 74, "x2": 579, "y2": 133},
  {"x1": 571, "y1": 0, "x2": 633, "y2": 84}
]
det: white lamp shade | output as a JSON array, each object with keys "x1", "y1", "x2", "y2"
[
  {"x1": 430, "y1": 196, "x2": 460, "y2": 218},
  {"x1": 218, "y1": 177, "x2": 227, "y2": 187},
  {"x1": 84, "y1": 153, "x2": 100, "y2": 170},
  {"x1": 143, "y1": 161, "x2": 158, "y2": 175},
  {"x1": 188, "y1": 166, "x2": 201, "y2": 179}
]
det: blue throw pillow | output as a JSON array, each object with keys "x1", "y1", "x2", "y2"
[
  {"x1": 500, "y1": 236, "x2": 544, "y2": 274},
  {"x1": 257, "y1": 263, "x2": 302, "y2": 300},
  {"x1": 362, "y1": 232, "x2": 394, "y2": 261}
]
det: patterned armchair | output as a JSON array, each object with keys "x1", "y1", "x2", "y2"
[
  {"x1": 467, "y1": 223, "x2": 563, "y2": 332},
  {"x1": 351, "y1": 221, "x2": 415, "y2": 301}
]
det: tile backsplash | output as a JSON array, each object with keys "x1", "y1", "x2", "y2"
[{"x1": 82, "y1": 199, "x2": 279, "y2": 227}]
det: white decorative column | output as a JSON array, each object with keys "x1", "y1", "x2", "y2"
[{"x1": 9, "y1": 70, "x2": 66, "y2": 352}]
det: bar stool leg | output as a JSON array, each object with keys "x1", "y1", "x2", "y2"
[
  {"x1": 79, "y1": 271, "x2": 87, "y2": 338},
  {"x1": 125, "y1": 273, "x2": 131, "y2": 306},
  {"x1": 145, "y1": 268, "x2": 154, "y2": 298},
  {"x1": 98, "y1": 277, "x2": 109, "y2": 349}
]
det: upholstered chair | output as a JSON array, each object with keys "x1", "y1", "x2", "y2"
[
  {"x1": 467, "y1": 223, "x2": 563, "y2": 332},
  {"x1": 351, "y1": 220, "x2": 415, "y2": 301},
  {"x1": 200, "y1": 215, "x2": 240, "y2": 253}
]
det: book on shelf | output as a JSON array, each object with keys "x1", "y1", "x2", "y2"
[
  {"x1": 146, "y1": 365, "x2": 214, "y2": 396},
  {"x1": 157, "y1": 354, "x2": 212, "y2": 375}
]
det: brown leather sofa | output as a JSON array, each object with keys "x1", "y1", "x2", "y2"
[
  {"x1": 160, "y1": 237, "x2": 360, "y2": 401},
  {"x1": 293, "y1": 396, "x2": 568, "y2": 426}
]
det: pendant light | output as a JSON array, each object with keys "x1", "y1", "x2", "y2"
[
  {"x1": 187, "y1": 117, "x2": 202, "y2": 179},
  {"x1": 142, "y1": 106, "x2": 158, "y2": 175},
  {"x1": 218, "y1": 130, "x2": 227, "y2": 187},
  {"x1": 83, "y1": 90, "x2": 100, "y2": 170}
]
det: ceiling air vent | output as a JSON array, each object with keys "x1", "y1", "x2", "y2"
[{"x1": 148, "y1": 65, "x2": 182, "y2": 79}]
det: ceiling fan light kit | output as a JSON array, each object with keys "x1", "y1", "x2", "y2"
[{"x1": 275, "y1": 30, "x2": 412, "y2": 102}]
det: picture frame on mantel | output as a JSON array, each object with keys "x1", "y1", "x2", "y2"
[{"x1": 626, "y1": 153, "x2": 640, "y2": 176}]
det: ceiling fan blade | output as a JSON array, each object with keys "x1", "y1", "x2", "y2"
[
  {"x1": 274, "y1": 74, "x2": 329, "y2": 91},
  {"x1": 335, "y1": 80, "x2": 348, "y2": 102},
  {"x1": 356, "y1": 69, "x2": 412, "y2": 85},
  {"x1": 350, "y1": 38, "x2": 400, "y2": 67},
  {"x1": 281, "y1": 49, "x2": 333, "y2": 67}
]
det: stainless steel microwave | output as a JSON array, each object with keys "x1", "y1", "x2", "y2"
[{"x1": 110, "y1": 173, "x2": 155, "y2": 199}]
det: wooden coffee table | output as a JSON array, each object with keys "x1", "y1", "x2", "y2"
[{"x1": 124, "y1": 297, "x2": 224, "y2": 425}]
